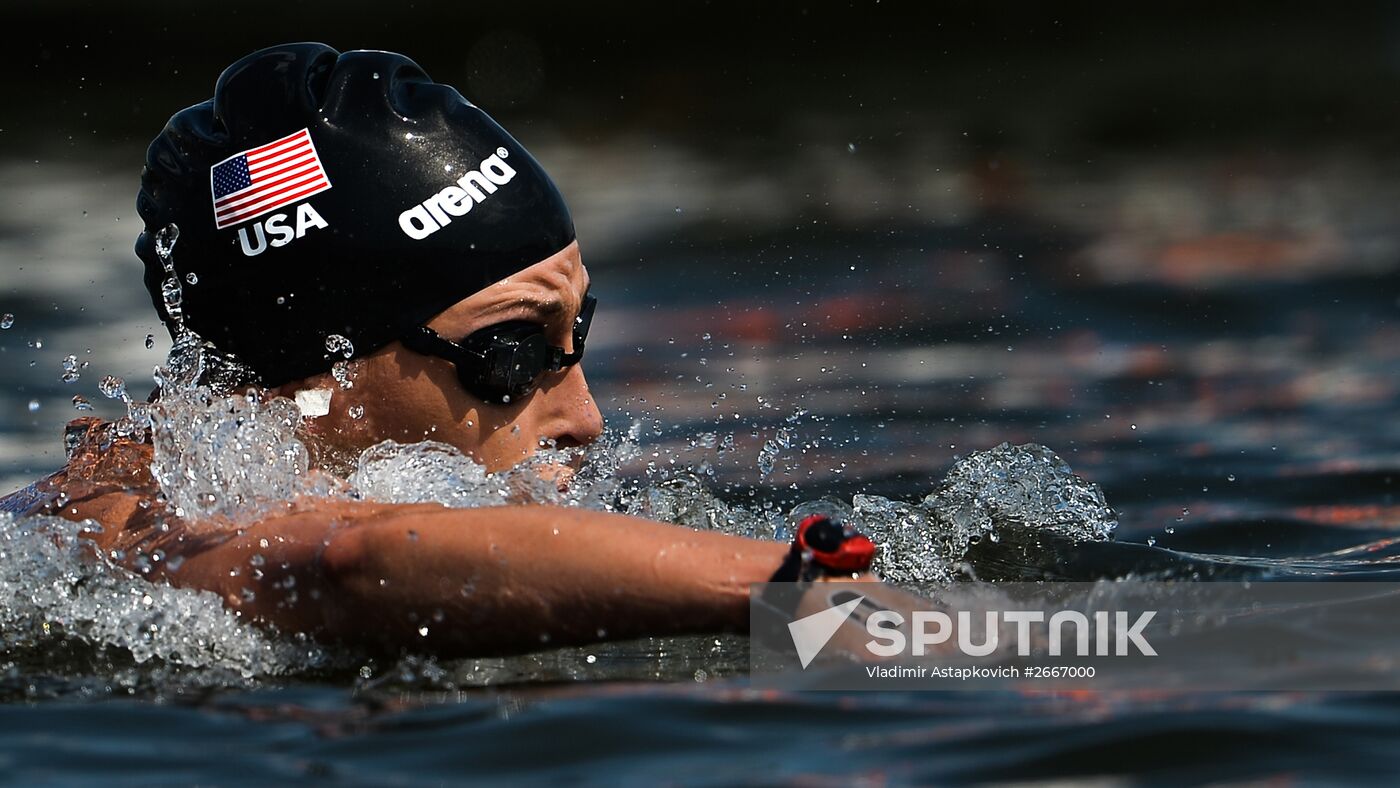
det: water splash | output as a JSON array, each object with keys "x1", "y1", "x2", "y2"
[
  {"x1": 931, "y1": 442, "x2": 1117, "y2": 541},
  {"x1": 0, "y1": 512, "x2": 324, "y2": 685},
  {"x1": 627, "y1": 441, "x2": 1117, "y2": 584},
  {"x1": 855, "y1": 442, "x2": 1117, "y2": 583},
  {"x1": 349, "y1": 440, "x2": 509, "y2": 507},
  {"x1": 148, "y1": 387, "x2": 342, "y2": 526},
  {"x1": 2, "y1": 223, "x2": 1118, "y2": 684},
  {"x1": 627, "y1": 473, "x2": 783, "y2": 537}
]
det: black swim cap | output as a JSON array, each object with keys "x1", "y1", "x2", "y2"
[{"x1": 136, "y1": 42, "x2": 575, "y2": 387}]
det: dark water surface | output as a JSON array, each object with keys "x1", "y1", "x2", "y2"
[{"x1": 2, "y1": 140, "x2": 1399, "y2": 785}]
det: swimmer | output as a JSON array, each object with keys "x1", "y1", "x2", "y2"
[{"x1": 1, "y1": 43, "x2": 923, "y2": 658}]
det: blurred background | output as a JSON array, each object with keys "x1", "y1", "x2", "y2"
[
  {"x1": 3, "y1": 5, "x2": 1400, "y2": 783},
  {"x1": 2, "y1": 1, "x2": 1398, "y2": 547}
]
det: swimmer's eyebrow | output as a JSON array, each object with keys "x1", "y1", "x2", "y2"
[
  {"x1": 446, "y1": 300, "x2": 554, "y2": 343},
  {"x1": 443, "y1": 280, "x2": 587, "y2": 342}
]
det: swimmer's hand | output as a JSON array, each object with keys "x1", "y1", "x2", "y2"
[{"x1": 790, "y1": 574, "x2": 949, "y2": 664}]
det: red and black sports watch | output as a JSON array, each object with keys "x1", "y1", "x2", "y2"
[{"x1": 769, "y1": 514, "x2": 877, "y2": 583}]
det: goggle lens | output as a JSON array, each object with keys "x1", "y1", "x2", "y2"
[{"x1": 405, "y1": 294, "x2": 596, "y2": 405}]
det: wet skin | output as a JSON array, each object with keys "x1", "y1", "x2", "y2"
[
  {"x1": 276, "y1": 240, "x2": 604, "y2": 471},
  {"x1": 23, "y1": 240, "x2": 929, "y2": 658}
]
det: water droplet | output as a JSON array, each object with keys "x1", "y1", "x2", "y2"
[
  {"x1": 160, "y1": 277, "x2": 184, "y2": 322},
  {"x1": 145, "y1": 333, "x2": 155, "y2": 349},
  {"x1": 348, "y1": 404, "x2": 365, "y2": 420},
  {"x1": 371, "y1": 72, "x2": 380, "y2": 79},
  {"x1": 27, "y1": 399, "x2": 40, "y2": 412},
  {"x1": 154, "y1": 223, "x2": 180, "y2": 263},
  {"x1": 847, "y1": 142, "x2": 857, "y2": 153},
  {"x1": 98, "y1": 375, "x2": 128, "y2": 401},
  {"x1": 1227, "y1": 474, "x2": 1236, "y2": 482},
  {"x1": 71, "y1": 395, "x2": 92, "y2": 411},
  {"x1": 332, "y1": 360, "x2": 356, "y2": 390},
  {"x1": 185, "y1": 272, "x2": 198, "y2": 285},
  {"x1": 0, "y1": 313, "x2": 13, "y2": 329},
  {"x1": 325, "y1": 334, "x2": 354, "y2": 359},
  {"x1": 418, "y1": 626, "x2": 430, "y2": 637},
  {"x1": 60, "y1": 354, "x2": 80, "y2": 383},
  {"x1": 585, "y1": 654, "x2": 597, "y2": 664}
]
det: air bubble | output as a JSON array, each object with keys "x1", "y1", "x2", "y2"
[{"x1": 0, "y1": 313, "x2": 13, "y2": 329}]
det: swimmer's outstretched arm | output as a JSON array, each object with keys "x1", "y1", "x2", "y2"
[{"x1": 161, "y1": 503, "x2": 795, "y2": 657}]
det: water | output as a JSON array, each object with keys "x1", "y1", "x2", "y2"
[{"x1": 2, "y1": 146, "x2": 1399, "y2": 783}]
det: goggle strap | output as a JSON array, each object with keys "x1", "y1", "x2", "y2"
[{"x1": 403, "y1": 326, "x2": 487, "y2": 363}]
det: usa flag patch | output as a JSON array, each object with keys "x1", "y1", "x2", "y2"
[{"x1": 209, "y1": 128, "x2": 332, "y2": 230}]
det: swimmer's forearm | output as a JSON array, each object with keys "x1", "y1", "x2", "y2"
[
  {"x1": 171, "y1": 504, "x2": 788, "y2": 656},
  {"x1": 323, "y1": 506, "x2": 788, "y2": 655}
]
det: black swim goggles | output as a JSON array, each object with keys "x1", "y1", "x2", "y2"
[{"x1": 401, "y1": 294, "x2": 596, "y2": 404}]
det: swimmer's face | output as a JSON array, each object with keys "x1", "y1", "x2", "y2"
[{"x1": 284, "y1": 241, "x2": 603, "y2": 472}]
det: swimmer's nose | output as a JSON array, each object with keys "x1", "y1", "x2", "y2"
[{"x1": 549, "y1": 365, "x2": 604, "y2": 448}]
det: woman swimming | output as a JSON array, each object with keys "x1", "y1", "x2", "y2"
[{"x1": 1, "y1": 43, "x2": 920, "y2": 658}]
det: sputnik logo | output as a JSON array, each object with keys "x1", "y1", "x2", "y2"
[{"x1": 787, "y1": 594, "x2": 864, "y2": 669}]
